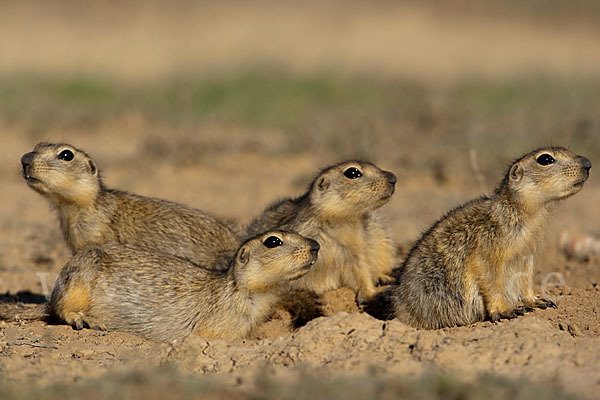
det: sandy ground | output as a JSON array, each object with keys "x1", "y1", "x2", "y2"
[{"x1": 0, "y1": 126, "x2": 599, "y2": 398}]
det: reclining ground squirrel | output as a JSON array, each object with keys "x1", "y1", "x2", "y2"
[
  {"x1": 20, "y1": 142, "x2": 240, "y2": 268},
  {"x1": 0, "y1": 231, "x2": 320, "y2": 342},
  {"x1": 244, "y1": 161, "x2": 397, "y2": 305},
  {"x1": 383, "y1": 147, "x2": 591, "y2": 328}
]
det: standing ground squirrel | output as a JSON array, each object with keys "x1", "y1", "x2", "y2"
[
  {"x1": 385, "y1": 147, "x2": 591, "y2": 328},
  {"x1": 244, "y1": 161, "x2": 397, "y2": 304},
  {"x1": 20, "y1": 142, "x2": 240, "y2": 268},
  {"x1": 0, "y1": 231, "x2": 320, "y2": 342}
]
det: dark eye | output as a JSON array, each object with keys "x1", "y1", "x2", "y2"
[
  {"x1": 58, "y1": 150, "x2": 74, "y2": 161},
  {"x1": 536, "y1": 154, "x2": 555, "y2": 166},
  {"x1": 343, "y1": 167, "x2": 362, "y2": 179},
  {"x1": 263, "y1": 236, "x2": 283, "y2": 248}
]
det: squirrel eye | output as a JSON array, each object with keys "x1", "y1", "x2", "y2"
[
  {"x1": 263, "y1": 236, "x2": 283, "y2": 248},
  {"x1": 58, "y1": 150, "x2": 74, "y2": 161},
  {"x1": 343, "y1": 167, "x2": 362, "y2": 179},
  {"x1": 536, "y1": 154, "x2": 555, "y2": 166}
]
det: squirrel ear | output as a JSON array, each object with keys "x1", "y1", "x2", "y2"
[
  {"x1": 317, "y1": 177, "x2": 329, "y2": 192},
  {"x1": 509, "y1": 163, "x2": 523, "y2": 182},
  {"x1": 88, "y1": 160, "x2": 98, "y2": 177},
  {"x1": 237, "y1": 246, "x2": 249, "y2": 265}
]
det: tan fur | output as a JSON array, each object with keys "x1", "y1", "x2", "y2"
[
  {"x1": 59, "y1": 284, "x2": 91, "y2": 310},
  {"x1": 386, "y1": 147, "x2": 591, "y2": 328},
  {"x1": 243, "y1": 161, "x2": 397, "y2": 304},
  {"x1": 21, "y1": 142, "x2": 240, "y2": 269},
  {"x1": 0, "y1": 231, "x2": 319, "y2": 342}
]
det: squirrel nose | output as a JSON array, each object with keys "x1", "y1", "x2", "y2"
[
  {"x1": 309, "y1": 240, "x2": 320, "y2": 255},
  {"x1": 21, "y1": 152, "x2": 35, "y2": 167},
  {"x1": 579, "y1": 156, "x2": 592, "y2": 172},
  {"x1": 384, "y1": 171, "x2": 397, "y2": 185}
]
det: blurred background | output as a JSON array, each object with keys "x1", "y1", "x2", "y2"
[{"x1": 1, "y1": 0, "x2": 599, "y2": 287}]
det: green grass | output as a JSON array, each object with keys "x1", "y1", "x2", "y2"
[
  {"x1": 455, "y1": 77, "x2": 597, "y2": 113},
  {"x1": 156, "y1": 73, "x2": 383, "y2": 128},
  {"x1": 0, "y1": 72, "x2": 386, "y2": 130},
  {"x1": 1, "y1": 71, "x2": 598, "y2": 133}
]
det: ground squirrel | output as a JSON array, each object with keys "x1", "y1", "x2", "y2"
[
  {"x1": 244, "y1": 161, "x2": 397, "y2": 304},
  {"x1": 20, "y1": 142, "x2": 240, "y2": 268},
  {"x1": 0, "y1": 231, "x2": 319, "y2": 342},
  {"x1": 384, "y1": 147, "x2": 591, "y2": 328}
]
